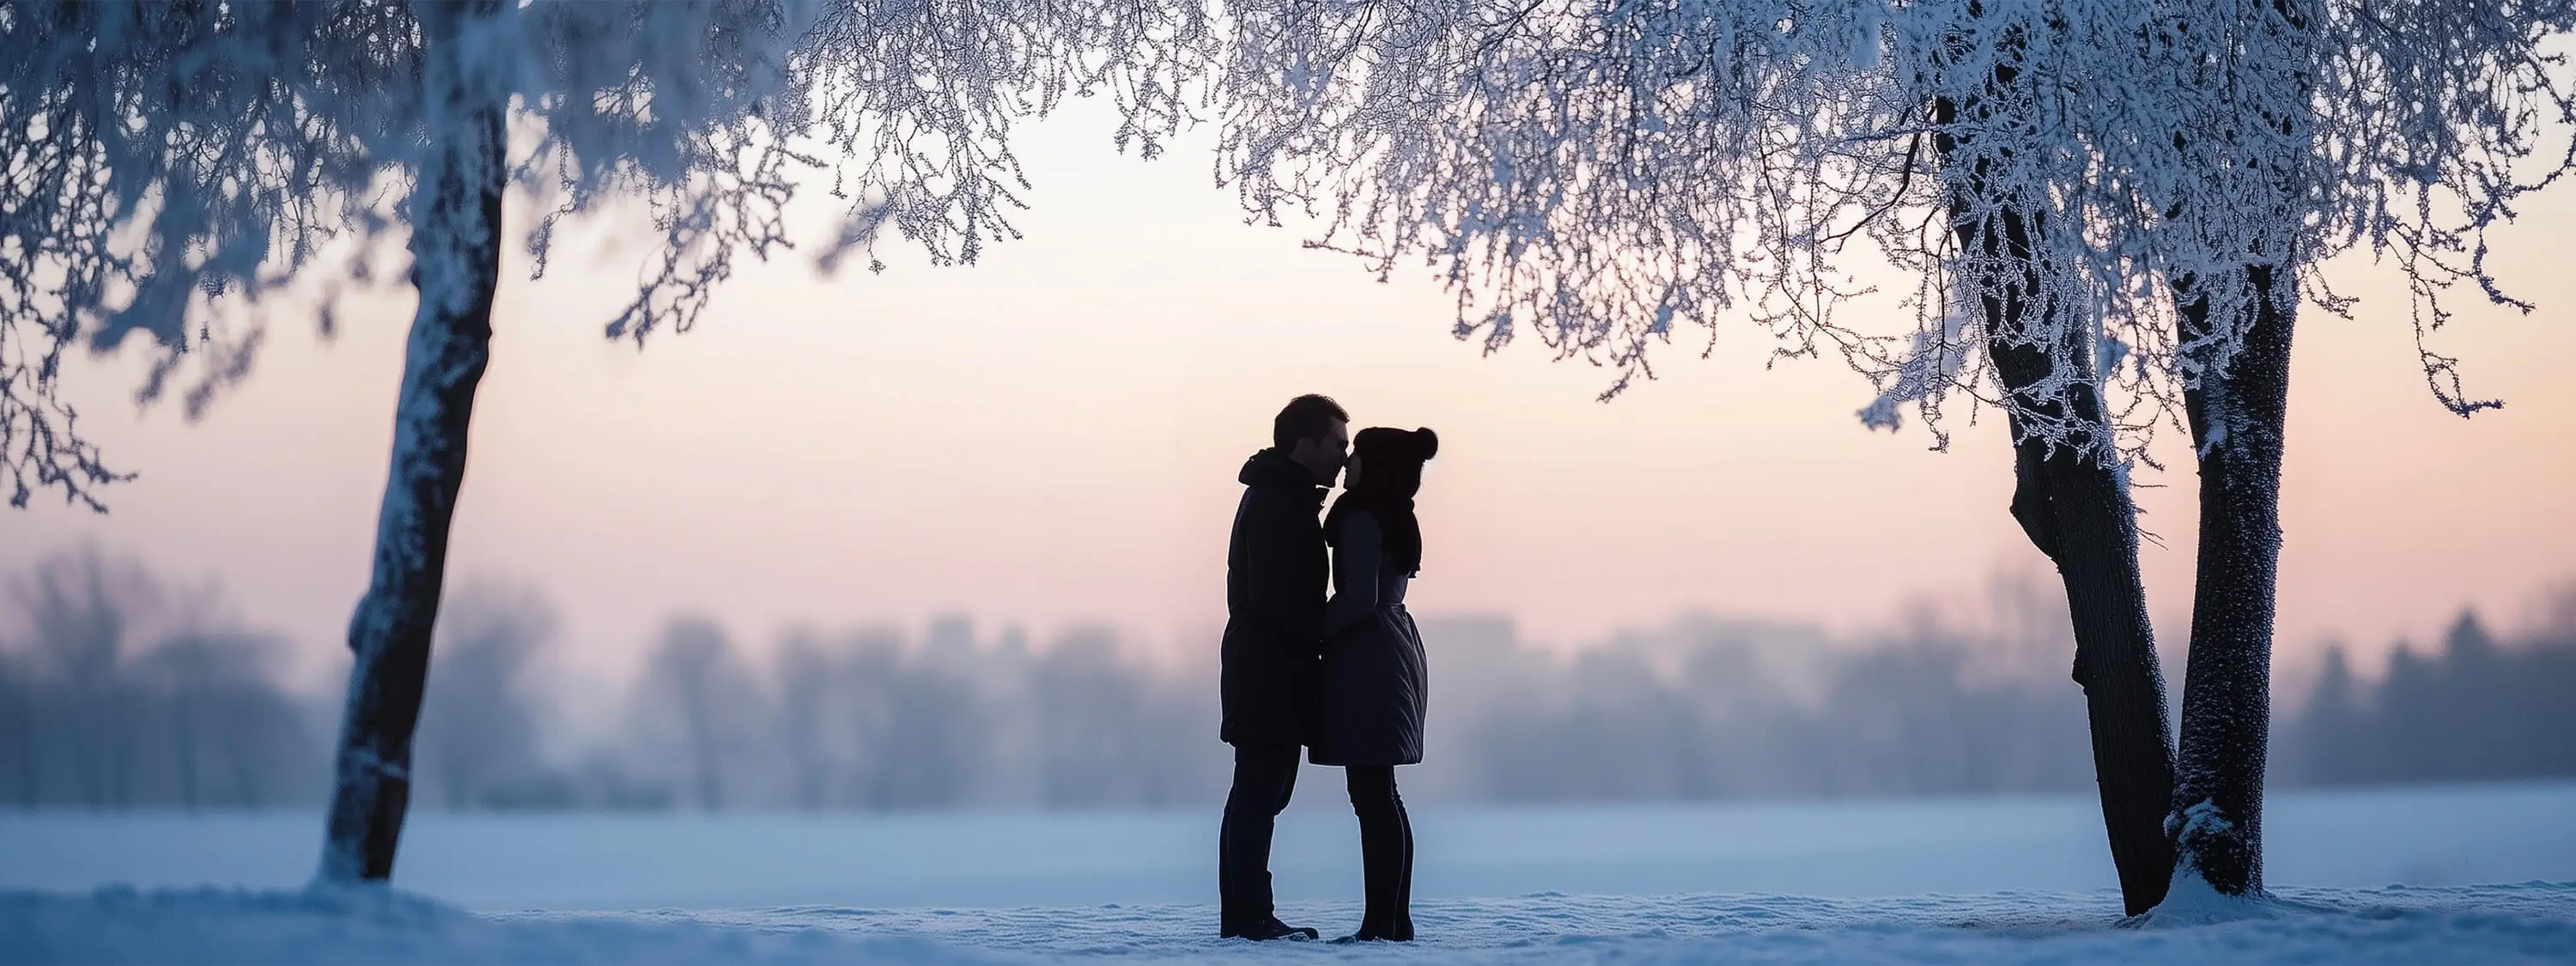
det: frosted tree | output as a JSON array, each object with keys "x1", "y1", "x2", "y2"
[
  {"x1": 1215, "y1": 0, "x2": 2574, "y2": 910},
  {"x1": 1911, "y1": 0, "x2": 2573, "y2": 903},
  {"x1": 2, "y1": 0, "x2": 1205, "y2": 883},
  {"x1": 1, "y1": 0, "x2": 802, "y2": 879},
  {"x1": 2130, "y1": 0, "x2": 2573, "y2": 902}
]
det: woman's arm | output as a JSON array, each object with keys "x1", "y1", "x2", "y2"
[{"x1": 1323, "y1": 510, "x2": 1382, "y2": 637}]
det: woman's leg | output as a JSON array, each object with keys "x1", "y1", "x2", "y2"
[
  {"x1": 1346, "y1": 765, "x2": 1413, "y2": 940},
  {"x1": 1393, "y1": 778, "x2": 1415, "y2": 940}
]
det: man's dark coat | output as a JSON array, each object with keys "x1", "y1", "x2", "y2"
[{"x1": 1218, "y1": 448, "x2": 1328, "y2": 747}]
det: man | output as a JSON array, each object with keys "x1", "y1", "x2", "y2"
[{"x1": 1216, "y1": 393, "x2": 1348, "y2": 940}]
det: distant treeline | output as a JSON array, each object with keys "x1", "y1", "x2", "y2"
[
  {"x1": 0, "y1": 548, "x2": 321, "y2": 809},
  {"x1": 2281, "y1": 612, "x2": 2576, "y2": 787},
  {"x1": 3, "y1": 546, "x2": 2572, "y2": 810}
]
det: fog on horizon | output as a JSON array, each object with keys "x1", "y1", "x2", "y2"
[{"x1": 6, "y1": 540, "x2": 2573, "y2": 813}]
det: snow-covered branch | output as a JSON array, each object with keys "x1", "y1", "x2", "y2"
[
  {"x1": 0, "y1": 0, "x2": 1213, "y2": 507},
  {"x1": 1214, "y1": 0, "x2": 2576, "y2": 455}
]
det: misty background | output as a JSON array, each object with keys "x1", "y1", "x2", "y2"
[{"x1": 5, "y1": 543, "x2": 2572, "y2": 812}]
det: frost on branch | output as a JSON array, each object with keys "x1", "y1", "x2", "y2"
[
  {"x1": 0, "y1": 3, "x2": 399, "y2": 509},
  {"x1": 783, "y1": 0, "x2": 1212, "y2": 285},
  {"x1": 0, "y1": 0, "x2": 1215, "y2": 506},
  {"x1": 1858, "y1": 310, "x2": 1968, "y2": 442},
  {"x1": 517, "y1": 0, "x2": 1212, "y2": 349},
  {"x1": 1213, "y1": 0, "x2": 2576, "y2": 455},
  {"x1": 0, "y1": 1, "x2": 807, "y2": 507}
]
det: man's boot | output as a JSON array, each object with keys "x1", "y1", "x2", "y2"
[{"x1": 1224, "y1": 915, "x2": 1320, "y2": 941}]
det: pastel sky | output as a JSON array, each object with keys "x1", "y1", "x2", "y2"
[{"x1": 9, "y1": 106, "x2": 2573, "y2": 683}]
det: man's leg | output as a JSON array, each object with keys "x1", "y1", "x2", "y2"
[{"x1": 1218, "y1": 743, "x2": 1306, "y2": 938}]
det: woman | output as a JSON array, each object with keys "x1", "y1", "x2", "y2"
[{"x1": 1310, "y1": 426, "x2": 1437, "y2": 943}]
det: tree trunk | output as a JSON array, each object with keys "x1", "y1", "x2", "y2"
[
  {"x1": 109, "y1": 689, "x2": 134, "y2": 811},
  {"x1": 1981, "y1": 285, "x2": 2179, "y2": 914},
  {"x1": 316, "y1": 3, "x2": 507, "y2": 884},
  {"x1": 689, "y1": 702, "x2": 725, "y2": 812},
  {"x1": 2169, "y1": 265, "x2": 2294, "y2": 896},
  {"x1": 174, "y1": 690, "x2": 199, "y2": 811},
  {"x1": 1941, "y1": 93, "x2": 2179, "y2": 910},
  {"x1": 3, "y1": 683, "x2": 31, "y2": 806},
  {"x1": 2161, "y1": 0, "x2": 2312, "y2": 902},
  {"x1": 1991, "y1": 338, "x2": 2180, "y2": 916}
]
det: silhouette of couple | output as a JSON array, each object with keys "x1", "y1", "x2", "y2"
[{"x1": 1218, "y1": 394, "x2": 1438, "y2": 943}]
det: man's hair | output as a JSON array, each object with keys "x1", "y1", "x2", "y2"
[{"x1": 1273, "y1": 394, "x2": 1349, "y2": 450}]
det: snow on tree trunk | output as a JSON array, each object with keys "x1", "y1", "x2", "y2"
[
  {"x1": 317, "y1": 2, "x2": 507, "y2": 885},
  {"x1": 2158, "y1": 0, "x2": 2316, "y2": 902},
  {"x1": 2170, "y1": 265, "x2": 2295, "y2": 897}
]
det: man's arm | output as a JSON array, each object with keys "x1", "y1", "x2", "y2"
[{"x1": 1230, "y1": 491, "x2": 1298, "y2": 627}]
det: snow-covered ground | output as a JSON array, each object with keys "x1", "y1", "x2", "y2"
[
  {"x1": 11, "y1": 881, "x2": 2576, "y2": 964},
  {"x1": 6, "y1": 782, "x2": 2574, "y2": 964}
]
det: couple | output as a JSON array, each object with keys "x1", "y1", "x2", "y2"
[{"x1": 1217, "y1": 394, "x2": 1438, "y2": 943}]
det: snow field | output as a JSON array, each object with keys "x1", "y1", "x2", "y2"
[
  {"x1": 5, "y1": 782, "x2": 2573, "y2": 964},
  {"x1": 7, "y1": 881, "x2": 2575, "y2": 964}
]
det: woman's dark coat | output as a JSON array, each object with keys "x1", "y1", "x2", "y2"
[
  {"x1": 1218, "y1": 448, "x2": 1330, "y2": 748},
  {"x1": 1309, "y1": 509, "x2": 1430, "y2": 768}
]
